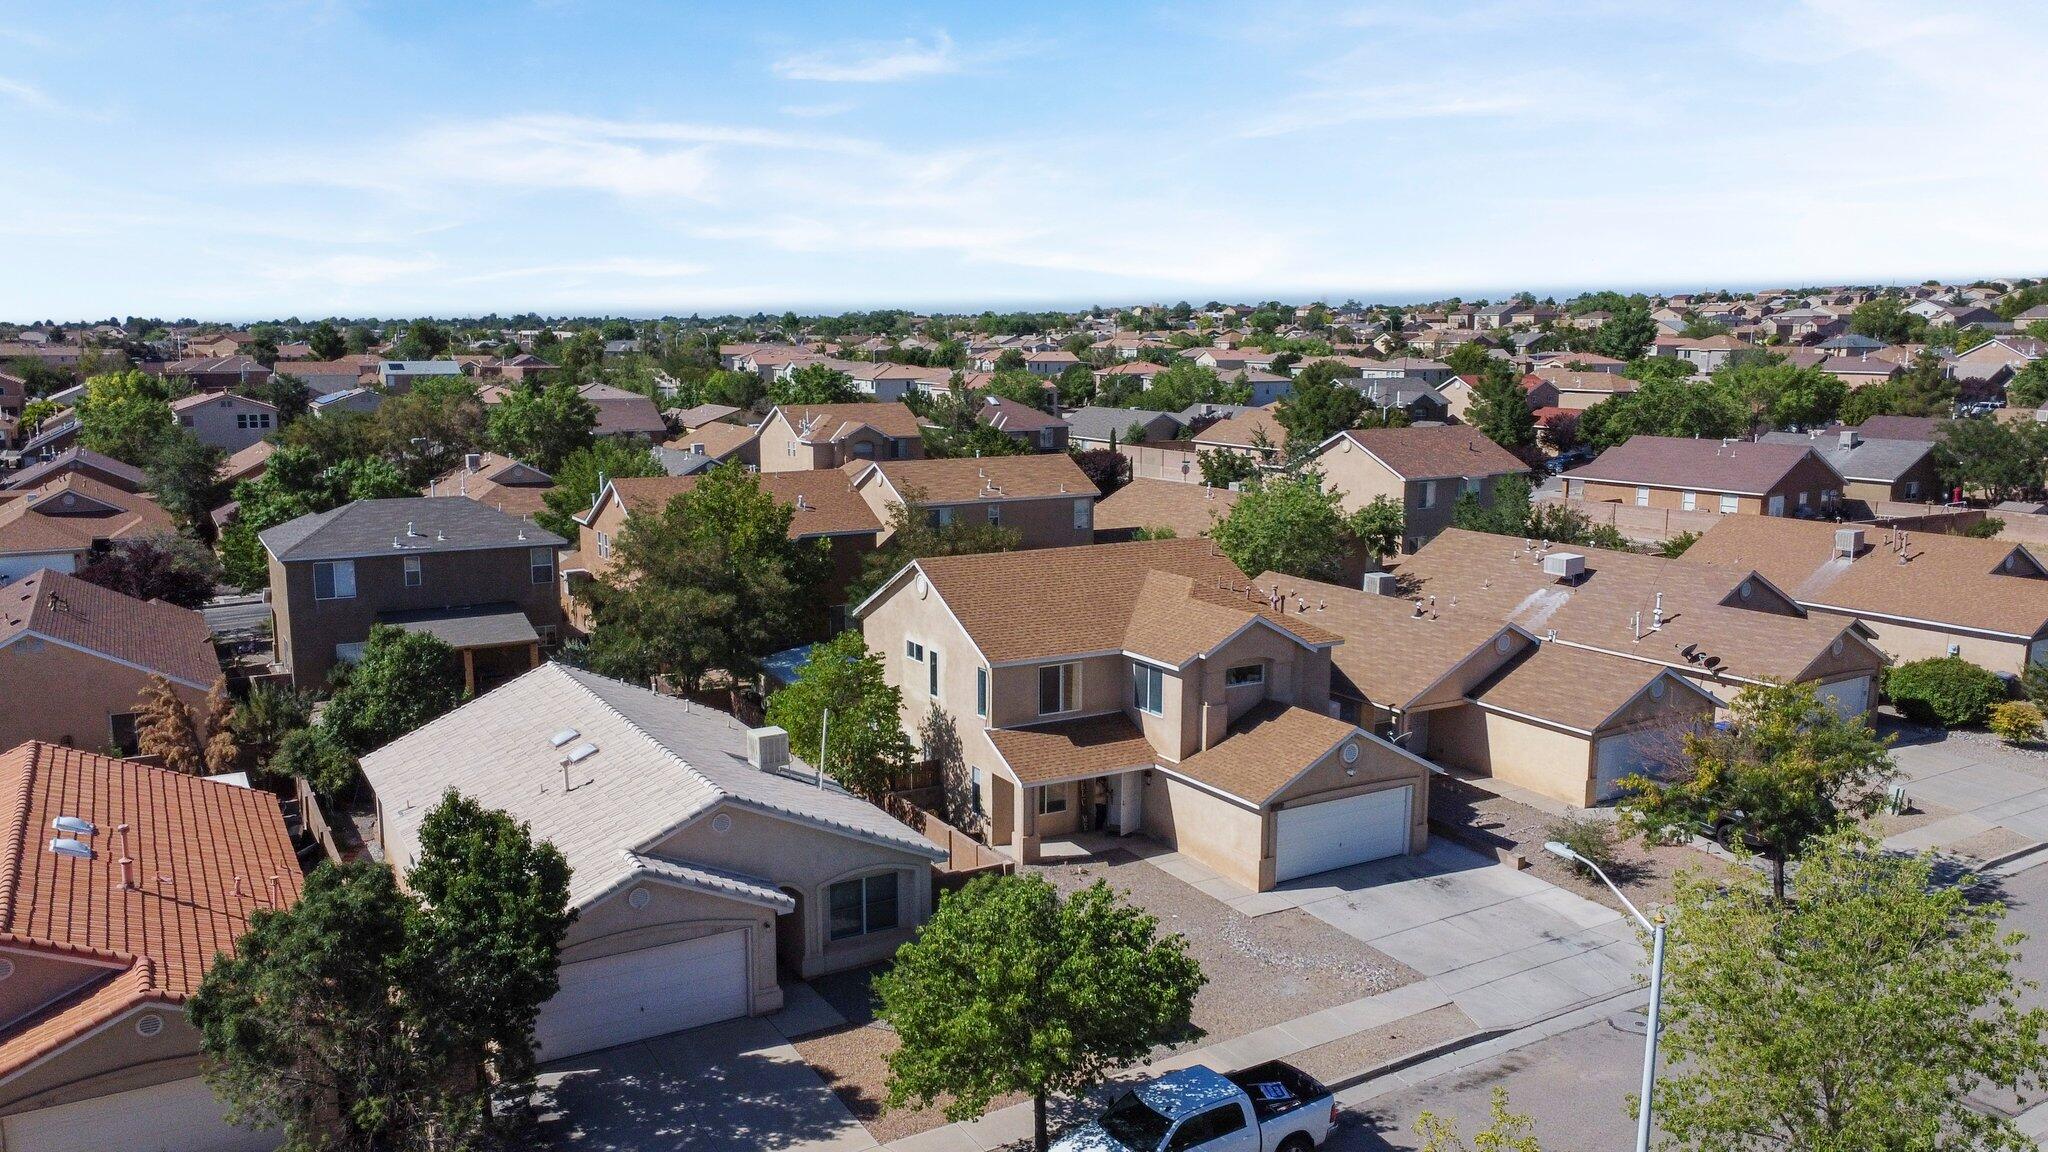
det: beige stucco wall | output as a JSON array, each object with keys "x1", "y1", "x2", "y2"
[
  {"x1": 0, "y1": 1006, "x2": 207, "y2": 1116},
  {"x1": 0, "y1": 641, "x2": 210, "y2": 754},
  {"x1": 647, "y1": 802, "x2": 934, "y2": 978},
  {"x1": 1141, "y1": 775, "x2": 1265, "y2": 890},
  {"x1": 1429, "y1": 704, "x2": 1597, "y2": 807},
  {"x1": 1822, "y1": 609, "x2": 2033, "y2": 677}
]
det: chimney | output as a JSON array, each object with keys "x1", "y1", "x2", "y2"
[{"x1": 747, "y1": 726, "x2": 791, "y2": 773}]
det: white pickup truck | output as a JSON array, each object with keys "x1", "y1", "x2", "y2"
[{"x1": 1051, "y1": 1062, "x2": 1336, "y2": 1152}]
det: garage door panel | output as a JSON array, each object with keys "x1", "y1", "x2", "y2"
[
  {"x1": 1595, "y1": 725, "x2": 1690, "y2": 802},
  {"x1": 537, "y1": 929, "x2": 749, "y2": 1060},
  {"x1": 1819, "y1": 677, "x2": 1869, "y2": 720},
  {"x1": 2, "y1": 1076, "x2": 272, "y2": 1152},
  {"x1": 1273, "y1": 786, "x2": 1411, "y2": 883}
]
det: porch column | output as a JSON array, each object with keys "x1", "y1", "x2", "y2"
[{"x1": 1117, "y1": 770, "x2": 1144, "y2": 836}]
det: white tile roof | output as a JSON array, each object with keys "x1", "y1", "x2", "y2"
[{"x1": 359, "y1": 663, "x2": 942, "y2": 909}]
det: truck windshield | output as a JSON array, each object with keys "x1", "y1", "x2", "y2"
[{"x1": 1101, "y1": 1091, "x2": 1174, "y2": 1151}]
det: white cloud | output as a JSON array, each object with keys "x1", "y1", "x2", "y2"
[
  {"x1": 0, "y1": 76, "x2": 52, "y2": 108},
  {"x1": 771, "y1": 31, "x2": 959, "y2": 83},
  {"x1": 779, "y1": 100, "x2": 857, "y2": 118}
]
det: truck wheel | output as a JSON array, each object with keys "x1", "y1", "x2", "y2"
[{"x1": 1277, "y1": 1135, "x2": 1315, "y2": 1152}]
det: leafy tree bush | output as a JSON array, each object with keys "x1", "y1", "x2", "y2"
[
  {"x1": 323, "y1": 626, "x2": 465, "y2": 753},
  {"x1": 764, "y1": 631, "x2": 915, "y2": 799},
  {"x1": 771, "y1": 363, "x2": 857, "y2": 406},
  {"x1": 75, "y1": 533, "x2": 219, "y2": 607},
  {"x1": 1885, "y1": 656, "x2": 2008, "y2": 728},
  {"x1": 76, "y1": 369, "x2": 174, "y2": 464},
  {"x1": 486, "y1": 380, "x2": 596, "y2": 471},
  {"x1": 1210, "y1": 471, "x2": 1356, "y2": 580},
  {"x1": 273, "y1": 726, "x2": 362, "y2": 798},
  {"x1": 537, "y1": 438, "x2": 664, "y2": 541},
  {"x1": 876, "y1": 873, "x2": 1205, "y2": 1152},
  {"x1": 1544, "y1": 814, "x2": 1620, "y2": 880},
  {"x1": 1069, "y1": 447, "x2": 1129, "y2": 495},
  {"x1": 1989, "y1": 701, "x2": 2044, "y2": 745}
]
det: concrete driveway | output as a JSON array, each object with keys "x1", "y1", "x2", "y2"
[
  {"x1": 1884, "y1": 721, "x2": 2048, "y2": 857},
  {"x1": 1264, "y1": 841, "x2": 1644, "y2": 1030},
  {"x1": 533, "y1": 1016, "x2": 878, "y2": 1152}
]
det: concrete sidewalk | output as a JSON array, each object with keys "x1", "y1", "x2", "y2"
[{"x1": 1885, "y1": 725, "x2": 2048, "y2": 862}]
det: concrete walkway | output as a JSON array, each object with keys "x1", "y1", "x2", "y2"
[{"x1": 1885, "y1": 725, "x2": 2048, "y2": 860}]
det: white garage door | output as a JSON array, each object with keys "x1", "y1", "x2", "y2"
[
  {"x1": 3, "y1": 1075, "x2": 273, "y2": 1152},
  {"x1": 535, "y1": 929, "x2": 750, "y2": 1061},
  {"x1": 1273, "y1": 786, "x2": 1412, "y2": 883},
  {"x1": 1595, "y1": 726, "x2": 1681, "y2": 802},
  {"x1": 1819, "y1": 677, "x2": 1870, "y2": 720}
]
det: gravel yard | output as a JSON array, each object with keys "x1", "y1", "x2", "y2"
[
  {"x1": 1429, "y1": 776, "x2": 1738, "y2": 913},
  {"x1": 1285, "y1": 1003, "x2": 1476, "y2": 1087}
]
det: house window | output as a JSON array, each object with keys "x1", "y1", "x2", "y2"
[
  {"x1": 1463, "y1": 477, "x2": 1481, "y2": 495},
  {"x1": 530, "y1": 546, "x2": 554, "y2": 585},
  {"x1": 987, "y1": 504, "x2": 1001, "y2": 525},
  {"x1": 1418, "y1": 480, "x2": 1436, "y2": 508},
  {"x1": 109, "y1": 712, "x2": 140, "y2": 756},
  {"x1": 933, "y1": 506, "x2": 955, "y2": 528},
  {"x1": 828, "y1": 873, "x2": 900, "y2": 941},
  {"x1": 785, "y1": 439, "x2": 798, "y2": 456},
  {"x1": 1074, "y1": 499, "x2": 1092, "y2": 531},
  {"x1": 1718, "y1": 494, "x2": 1739, "y2": 514},
  {"x1": 970, "y1": 766, "x2": 984, "y2": 814},
  {"x1": 403, "y1": 555, "x2": 422, "y2": 587},
  {"x1": 1133, "y1": 662, "x2": 1164, "y2": 715},
  {"x1": 1682, "y1": 491, "x2": 1697, "y2": 511},
  {"x1": 1906, "y1": 480, "x2": 1920, "y2": 498},
  {"x1": 893, "y1": 439, "x2": 909, "y2": 459},
  {"x1": 1798, "y1": 490, "x2": 1810, "y2": 507},
  {"x1": 1035, "y1": 785, "x2": 1068, "y2": 816},
  {"x1": 313, "y1": 559, "x2": 356, "y2": 601},
  {"x1": 905, "y1": 639, "x2": 925, "y2": 662},
  {"x1": 595, "y1": 531, "x2": 612, "y2": 560},
  {"x1": 975, "y1": 667, "x2": 988, "y2": 718},
  {"x1": 538, "y1": 625, "x2": 558, "y2": 643},
  {"x1": 1225, "y1": 664, "x2": 1265, "y2": 688},
  {"x1": 928, "y1": 648, "x2": 940, "y2": 698},
  {"x1": 1038, "y1": 662, "x2": 1080, "y2": 715},
  {"x1": 1634, "y1": 487, "x2": 1650, "y2": 507},
  {"x1": 1038, "y1": 428, "x2": 1055, "y2": 449}
]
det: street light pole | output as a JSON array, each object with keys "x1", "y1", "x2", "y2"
[{"x1": 1545, "y1": 840, "x2": 1667, "y2": 1152}]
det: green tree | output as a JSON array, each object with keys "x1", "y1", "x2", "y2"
[
  {"x1": 1595, "y1": 299, "x2": 1657, "y2": 361},
  {"x1": 1849, "y1": 295, "x2": 1926, "y2": 344},
  {"x1": 1144, "y1": 362, "x2": 1243, "y2": 412},
  {"x1": 377, "y1": 378, "x2": 487, "y2": 486},
  {"x1": 1578, "y1": 376, "x2": 1750, "y2": 450},
  {"x1": 1443, "y1": 341, "x2": 1493, "y2": 377},
  {"x1": 395, "y1": 320, "x2": 451, "y2": 360},
  {"x1": 228, "y1": 682, "x2": 314, "y2": 775},
  {"x1": 487, "y1": 380, "x2": 597, "y2": 471},
  {"x1": 145, "y1": 428, "x2": 227, "y2": 536},
  {"x1": 772, "y1": 363, "x2": 857, "y2": 406},
  {"x1": 273, "y1": 725, "x2": 362, "y2": 799},
  {"x1": 323, "y1": 625, "x2": 466, "y2": 753},
  {"x1": 308, "y1": 320, "x2": 347, "y2": 360},
  {"x1": 1935, "y1": 418, "x2": 2047, "y2": 503},
  {"x1": 190, "y1": 861, "x2": 432, "y2": 1151},
  {"x1": 1275, "y1": 360, "x2": 1365, "y2": 447},
  {"x1": 1618, "y1": 680, "x2": 1894, "y2": 900},
  {"x1": 1466, "y1": 363, "x2": 1537, "y2": 450},
  {"x1": 1718, "y1": 357, "x2": 1846, "y2": 429},
  {"x1": 1349, "y1": 494, "x2": 1406, "y2": 559},
  {"x1": 77, "y1": 368, "x2": 173, "y2": 464},
  {"x1": 2008, "y1": 358, "x2": 2048, "y2": 410},
  {"x1": 1211, "y1": 471, "x2": 1355, "y2": 580},
  {"x1": 405, "y1": 791, "x2": 573, "y2": 1092},
  {"x1": 1415, "y1": 1089, "x2": 1546, "y2": 1152},
  {"x1": 577, "y1": 462, "x2": 822, "y2": 695},
  {"x1": 1621, "y1": 355, "x2": 1694, "y2": 385},
  {"x1": 536, "y1": 438, "x2": 664, "y2": 541},
  {"x1": 764, "y1": 630, "x2": 915, "y2": 799},
  {"x1": 875, "y1": 874, "x2": 1205, "y2": 1152},
  {"x1": 1655, "y1": 831, "x2": 2048, "y2": 1152},
  {"x1": 1196, "y1": 447, "x2": 1260, "y2": 487},
  {"x1": 75, "y1": 532, "x2": 219, "y2": 607}
]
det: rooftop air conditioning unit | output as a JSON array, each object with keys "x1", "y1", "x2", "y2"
[
  {"x1": 747, "y1": 726, "x2": 790, "y2": 773},
  {"x1": 1362, "y1": 572, "x2": 1399, "y2": 596},
  {"x1": 1835, "y1": 527, "x2": 1864, "y2": 558},
  {"x1": 1542, "y1": 552, "x2": 1586, "y2": 582}
]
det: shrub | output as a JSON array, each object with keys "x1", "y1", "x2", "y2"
[
  {"x1": 273, "y1": 727, "x2": 361, "y2": 799},
  {"x1": 1886, "y1": 656, "x2": 2008, "y2": 727},
  {"x1": 1545, "y1": 814, "x2": 1621, "y2": 879},
  {"x1": 1989, "y1": 701, "x2": 2045, "y2": 745},
  {"x1": 1960, "y1": 517, "x2": 2005, "y2": 539}
]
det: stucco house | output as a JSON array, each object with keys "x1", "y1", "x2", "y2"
[
  {"x1": 1562, "y1": 435, "x2": 1847, "y2": 517},
  {"x1": 757, "y1": 402, "x2": 924, "y2": 472},
  {"x1": 170, "y1": 390, "x2": 278, "y2": 454},
  {"x1": 1312, "y1": 425, "x2": 1528, "y2": 552},
  {"x1": 358, "y1": 663, "x2": 945, "y2": 1060},
  {"x1": 846, "y1": 454, "x2": 1097, "y2": 550},
  {"x1": 855, "y1": 538, "x2": 1433, "y2": 891}
]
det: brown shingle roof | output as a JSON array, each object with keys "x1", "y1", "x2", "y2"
[
  {"x1": 1094, "y1": 479, "x2": 1238, "y2": 538},
  {"x1": 861, "y1": 453, "x2": 1094, "y2": 504},
  {"x1": 1324, "y1": 425, "x2": 1528, "y2": 481},
  {"x1": 1470, "y1": 643, "x2": 1703, "y2": 734},
  {"x1": 0, "y1": 570, "x2": 219, "y2": 688},
  {"x1": 1191, "y1": 408, "x2": 1286, "y2": 451},
  {"x1": 1681, "y1": 516, "x2": 2048, "y2": 639},
  {"x1": 985, "y1": 713, "x2": 1158, "y2": 785},
  {"x1": 609, "y1": 469, "x2": 881, "y2": 539},
  {"x1": 1172, "y1": 703, "x2": 1360, "y2": 804},
  {"x1": 0, "y1": 474, "x2": 176, "y2": 557},
  {"x1": 1562, "y1": 436, "x2": 1839, "y2": 495},
  {"x1": 1257, "y1": 571, "x2": 1515, "y2": 711},
  {"x1": 664, "y1": 421, "x2": 759, "y2": 461},
  {"x1": 894, "y1": 537, "x2": 1334, "y2": 666},
  {"x1": 777, "y1": 402, "x2": 922, "y2": 444},
  {"x1": 0, "y1": 742, "x2": 302, "y2": 1079}
]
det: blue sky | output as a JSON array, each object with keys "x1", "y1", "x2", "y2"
[{"x1": 3, "y1": 1, "x2": 2046, "y2": 320}]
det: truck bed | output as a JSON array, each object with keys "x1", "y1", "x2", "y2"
[{"x1": 1226, "y1": 1061, "x2": 1331, "y2": 1123}]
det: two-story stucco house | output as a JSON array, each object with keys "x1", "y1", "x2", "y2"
[
  {"x1": 757, "y1": 402, "x2": 925, "y2": 472},
  {"x1": 261, "y1": 497, "x2": 566, "y2": 690},
  {"x1": 1312, "y1": 425, "x2": 1529, "y2": 552},
  {"x1": 169, "y1": 391, "x2": 278, "y2": 454},
  {"x1": 855, "y1": 538, "x2": 1433, "y2": 892},
  {"x1": 846, "y1": 453, "x2": 1098, "y2": 550},
  {"x1": 1562, "y1": 435, "x2": 1848, "y2": 518}
]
